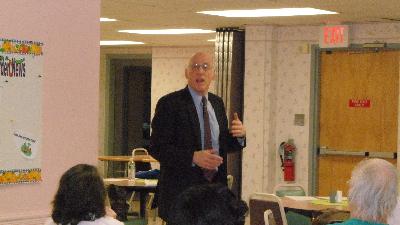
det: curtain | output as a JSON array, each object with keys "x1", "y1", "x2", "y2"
[{"x1": 214, "y1": 27, "x2": 245, "y2": 197}]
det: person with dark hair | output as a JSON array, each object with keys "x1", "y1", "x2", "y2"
[
  {"x1": 170, "y1": 183, "x2": 248, "y2": 225},
  {"x1": 45, "y1": 164, "x2": 123, "y2": 225},
  {"x1": 150, "y1": 52, "x2": 246, "y2": 223}
]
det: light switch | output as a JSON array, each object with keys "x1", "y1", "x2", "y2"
[{"x1": 294, "y1": 114, "x2": 305, "y2": 126}]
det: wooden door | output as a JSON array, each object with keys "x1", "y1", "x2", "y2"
[{"x1": 318, "y1": 50, "x2": 399, "y2": 196}]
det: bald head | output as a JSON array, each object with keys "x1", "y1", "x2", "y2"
[
  {"x1": 187, "y1": 52, "x2": 213, "y2": 68},
  {"x1": 185, "y1": 52, "x2": 215, "y2": 95}
]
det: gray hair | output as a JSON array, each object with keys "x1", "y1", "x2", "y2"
[{"x1": 348, "y1": 158, "x2": 398, "y2": 222}]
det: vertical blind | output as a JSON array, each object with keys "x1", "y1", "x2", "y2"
[{"x1": 214, "y1": 27, "x2": 245, "y2": 197}]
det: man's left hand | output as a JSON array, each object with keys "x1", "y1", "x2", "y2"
[{"x1": 230, "y1": 112, "x2": 246, "y2": 138}]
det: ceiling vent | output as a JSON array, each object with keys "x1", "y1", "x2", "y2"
[{"x1": 380, "y1": 17, "x2": 400, "y2": 22}]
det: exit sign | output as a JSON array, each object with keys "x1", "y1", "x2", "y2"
[{"x1": 319, "y1": 25, "x2": 349, "y2": 48}]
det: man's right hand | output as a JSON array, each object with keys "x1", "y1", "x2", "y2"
[{"x1": 193, "y1": 149, "x2": 223, "y2": 170}]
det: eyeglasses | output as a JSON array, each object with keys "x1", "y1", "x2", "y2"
[{"x1": 191, "y1": 63, "x2": 211, "y2": 71}]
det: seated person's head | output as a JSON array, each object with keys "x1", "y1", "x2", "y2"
[
  {"x1": 51, "y1": 164, "x2": 106, "y2": 225},
  {"x1": 348, "y1": 158, "x2": 398, "y2": 223},
  {"x1": 170, "y1": 183, "x2": 248, "y2": 225}
]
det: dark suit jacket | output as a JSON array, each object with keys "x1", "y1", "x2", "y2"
[{"x1": 149, "y1": 86, "x2": 244, "y2": 221}]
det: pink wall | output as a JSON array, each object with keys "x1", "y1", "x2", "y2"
[{"x1": 0, "y1": 1, "x2": 100, "y2": 223}]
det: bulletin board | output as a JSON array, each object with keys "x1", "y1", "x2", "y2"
[{"x1": 0, "y1": 38, "x2": 43, "y2": 185}]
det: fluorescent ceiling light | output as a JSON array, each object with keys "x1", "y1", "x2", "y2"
[
  {"x1": 100, "y1": 17, "x2": 117, "y2": 22},
  {"x1": 208, "y1": 39, "x2": 216, "y2": 42},
  {"x1": 118, "y1": 29, "x2": 215, "y2": 34},
  {"x1": 100, "y1": 40, "x2": 144, "y2": 46},
  {"x1": 198, "y1": 8, "x2": 337, "y2": 17}
]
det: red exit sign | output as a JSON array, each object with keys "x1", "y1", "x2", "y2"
[
  {"x1": 349, "y1": 99, "x2": 371, "y2": 108},
  {"x1": 319, "y1": 25, "x2": 349, "y2": 48}
]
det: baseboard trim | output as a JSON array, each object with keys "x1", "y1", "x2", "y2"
[{"x1": 0, "y1": 211, "x2": 50, "y2": 225}]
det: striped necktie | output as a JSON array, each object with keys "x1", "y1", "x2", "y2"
[{"x1": 202, "y1": 96, "x2": 216, "y2": 181}]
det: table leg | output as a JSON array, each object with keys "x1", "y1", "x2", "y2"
[
  {"x1": 104, "y1": 161, "x2": 109, "y2": 178},
  {"x1": 139, "y1": 191, "x2": 148, "y2": 218},
  {"x1": 124, "y1": 162, "x2": 128, "y2": 177}
]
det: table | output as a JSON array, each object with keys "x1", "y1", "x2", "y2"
[
  {"x1": 281, "y1": 196, "x2": 349, "y2": 219},
  {"x1": 281, "y1": 196, "x2": 349, "y2": 212},
  {"x1": 104, "y1": 178, "x2": 157, "y2": 219},
  {"x1": 99, "y1": 155, "x2": 158, "y2": 177},
  {"x1": 98, "y1": 155, "x2": 157, "y2": 162}
]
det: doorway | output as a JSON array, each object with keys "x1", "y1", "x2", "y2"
[
  {"x1": 311, "y1": 46, "x2": 400, "y2": 195},
  {"x1": 108, "y1": 57, "x2": 152, "y2": 176}
]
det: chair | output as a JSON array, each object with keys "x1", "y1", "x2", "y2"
[
  {"x1": 127, "y1": 148, "x2": 152, "y2": 215},
  {"x1": 264, "y1": 209, "x2": 277, "y2": 225},
  {"x1": 274, "y1": 183, "x2": 311, "y2": 225},
  {"x1": 132, "y1": 148, "x2": 151, "y2": 171},
  {"x1": 249, "y1": 193, "x2": 288, "y2": 225},
  {"x1": 132, "y1": 147, "x2": 148, "y2": 156},
  {"x1": 146, "y1": 192, "x2": 158, "y2": 222},
  {"x1": 227, "y1": 174, "x2": 234, "y2": 190},
  {"x1": 107, "y1": 184, "x2": 129, "y2": 221},
  {"x1": 273, "y1": 183, "x2": 306, "y2": 197}
]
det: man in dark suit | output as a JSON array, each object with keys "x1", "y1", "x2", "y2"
[{"x1": 149, "y1": 52, "x2": 246, "y2": 223}]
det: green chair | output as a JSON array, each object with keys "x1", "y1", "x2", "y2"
[
  {"x1": 123, "y1": 218, "x2": 146, "y2": 225},
  {"x1": 286, "y1": 211, "x2": 311, "y2": 225},
  {"x1": 274, "y1": 183, "x2": 306, "y2": 197},
  {"x1": 274, "y1": 183, "x2": 311, "y2": 225}
]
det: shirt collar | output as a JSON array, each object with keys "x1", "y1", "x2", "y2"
[{"x1": 188, "y1": 86, "x2": 208, "y2": 105}]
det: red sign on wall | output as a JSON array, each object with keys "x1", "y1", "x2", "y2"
[
  {"x1": 349, "y1": 99, "x2": 371, "y2": 108},
  {"x1": 319, "y1": 25, "x2": 349, "y2": 48}
]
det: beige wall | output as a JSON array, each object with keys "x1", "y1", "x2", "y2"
[
  {"x1": 242, "y1": 22, "x2": 400, "y2": 202},
  {"x1": 0, "y1": 1, "x2": 100, "y2": 224}
]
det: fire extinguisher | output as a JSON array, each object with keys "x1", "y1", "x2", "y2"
[{"x1": 279, "y1": 141, "x2": 296, "y2": 181}]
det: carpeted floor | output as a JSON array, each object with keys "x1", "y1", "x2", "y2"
[{"x1": 123, "y1": 218, "x2": 147, "y2": 225}]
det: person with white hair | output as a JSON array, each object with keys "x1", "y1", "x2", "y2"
[
  {"x1": 331, "y1": 158, "x2": 398, "y2": 225},
  {"x1": 387, "y1": 198, "x2": 400, "y2": 225}
]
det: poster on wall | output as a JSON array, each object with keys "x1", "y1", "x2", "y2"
[{"x1": 0, "y1": 38, "x2": 43, "y2": 185}]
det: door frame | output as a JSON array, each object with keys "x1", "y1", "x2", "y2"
[
  {"x1": 103, "y1": 54, "x2": 152, "y2": 156},
  {"x1": 309, "y1": 43, "x2": 400, "y2": 195}
]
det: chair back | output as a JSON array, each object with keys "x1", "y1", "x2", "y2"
[
  {"x1": 132, "y1": 148, "x2": 151, "y2": 171},
  {"x1": 264, "y1": 209, "x2": 277, "y2": 225},
  {"x1": 273, "y1": 183, "x2": 306, "y2": 197},
  {"x1": 249, "y1": 193, "x2": 288, "y2": 225},
  {"x1": 132, "y1": 148, "x2": 148, "y2": 156}
]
